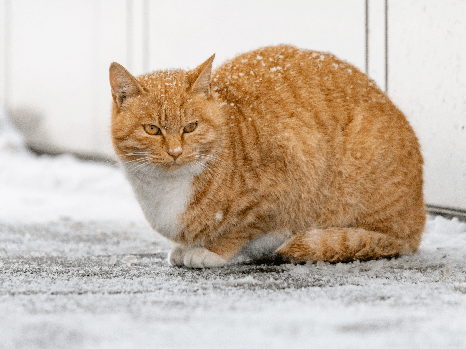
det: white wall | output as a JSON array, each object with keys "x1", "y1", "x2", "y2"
[
  {"x1": 1, "y1": 0, "x2": 465, "y2": 210},
  {"x1": 2, "y1": 0, "x2": 127, "y2": 156},
  {"x1": 389, "y1": 1, "x2": 466, "y2": 210},
  {"x1": 146, "y1": 1, "x2": 365, "y2": 73},
  {"x1": 1, "y1": 0, "x2": 7, "y2": 106}
]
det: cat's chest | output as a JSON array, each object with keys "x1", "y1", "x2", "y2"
[{"x1": 124, "y1": 166, "x2": 195, "y2": 240}]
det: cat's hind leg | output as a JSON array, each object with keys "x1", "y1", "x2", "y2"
[{"x1": 275, "y1": 228, "x2": 415, "y2": 263}]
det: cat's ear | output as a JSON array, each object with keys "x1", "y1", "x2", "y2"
[
  {"x1": 109, "y1": 62, "x2": 145, "y2": 109},
  {"x1": 189, "y1": 54, "x2": 215, "y2": 96}
]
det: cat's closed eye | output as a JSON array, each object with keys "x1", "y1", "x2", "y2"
[
  {"x1": 144, "y1": 124, "x2": 162, "y2": 135},
  {"x1": 183, "y1": 122, "x2": 198, "y2": 134}
]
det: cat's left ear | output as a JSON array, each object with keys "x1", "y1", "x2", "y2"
[
  {"x1": 189, "y1": 54, "x2": 215, "y2": 96},
  {"x1": 109, "y1": 62, "x2": 145, "y2": 109}
]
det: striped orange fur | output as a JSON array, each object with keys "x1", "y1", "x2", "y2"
[{"x1": 109, "y1": 45, "x2": 425, "y2": 268}]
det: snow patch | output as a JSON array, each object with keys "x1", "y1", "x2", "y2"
[
  {"x1": 454, "y1": 283, "x2": 466, "y2": 293},
  {"x1": 121, "y1": 255, "x2": 138, "y2": 265},
  {"x1": 226, "y1": 275, "x2": 260, "y2": 286}
]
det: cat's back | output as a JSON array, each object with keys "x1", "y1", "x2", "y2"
[
  {"x1": 212, "y1": 45, "x2": 383, "y2": 116},
  {"x1": 211, "y1": 44, "x2": 418, "y2": 156}
]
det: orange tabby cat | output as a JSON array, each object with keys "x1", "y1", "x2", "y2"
[{"x1": 109, "y1": 45, "x2": 425, "y2": 268}]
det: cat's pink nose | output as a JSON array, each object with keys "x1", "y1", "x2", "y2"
[{"x1": 168, "y1": 146, "x2": 183, "y2": 159}]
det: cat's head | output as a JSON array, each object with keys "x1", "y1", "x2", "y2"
[{"x1": 109, "y1": 55, "x2": 224, "y2": 174}]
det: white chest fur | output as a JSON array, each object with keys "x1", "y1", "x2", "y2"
[{"x1": 123, "y1": 164, "x2": 199, "y2": 240}]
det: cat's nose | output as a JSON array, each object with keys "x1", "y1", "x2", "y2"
[{"x1": 168, "y1": 146, "x2": 183, "y2": 160}]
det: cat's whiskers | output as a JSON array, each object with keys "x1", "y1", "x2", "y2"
[
  {"x1": 147, "y1": 155, "x2": 165, "y2": 164},
  {"x1": 125, "y1": 158, "x2": 148, "y2": 166},
  {"x1": 124, "y1": 152, "x2": 150, "y2": 166},
  {"x1": 126, "y1": 157, "x2": 152, "y2": 173},
  {"x1": 126, "y1": 155, "x2": 147, "y2": 161},
  {"x1": 194, "y1": 160, "x2": 209, "y2": 171},
  {"x1": 192, "y1": 156, "x2": 221, "y2": 178},
  {"x1": 128, "y1": 164, "x2": 150, "y2": 174},
  {"x1": 125, "y1": 151, "x2": 150, "y2": 157},
  {"x1": 196, "y1": 154, "x2": 225, "y2": 176},
  {"x1": 124, "y1": 152, "x2": 166, "y2": 168},
  {"x1": 203, "y1": 154, "x2": 225, "y2": 165}
]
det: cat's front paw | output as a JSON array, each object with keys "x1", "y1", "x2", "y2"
[
  {"x1": 183, "y1": 247, "x2": 227, "y2": 268},
  {"x1": 168, "y1": 245, "x2": 227, "y2": 268}
]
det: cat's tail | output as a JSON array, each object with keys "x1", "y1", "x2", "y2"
[{"x1": 275, "y1": 228, "x2": 418, "y2": 263}]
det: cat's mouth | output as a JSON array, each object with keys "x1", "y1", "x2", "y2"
[
  {"x1": 156, "y1": 156, "x2": 208, "y2": 174},
  {"x1": 157, "y1": 161, "x2": 184, "y2": 172}
]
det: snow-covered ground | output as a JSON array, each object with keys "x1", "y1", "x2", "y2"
[{"x1": 1, "y1": 108, "x2": 466, "y2": 348}]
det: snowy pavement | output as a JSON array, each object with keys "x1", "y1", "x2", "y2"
[{"x1": 1, "y1": 145, "x2": 466, "y2": 348}]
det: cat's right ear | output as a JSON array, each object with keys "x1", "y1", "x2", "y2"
[
  {"x1": 109, "y1": 62, "x2": 145, "y2": 109},
  {"x1": 188, "y1": 54, "x2": 215, "y2": 97}
]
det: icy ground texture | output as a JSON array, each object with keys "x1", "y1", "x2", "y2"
[
  {"x1": 0, "y1": 217, "x2": 466, "y2": 349},
  {"x1": 1, "y1": 109, "x2": 466, "y2": 348}
]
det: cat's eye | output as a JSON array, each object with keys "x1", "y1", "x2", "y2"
[
  {"x1": 183, "y1": 122, "x2": 198, "y2": 134},
  {"x1": 144, "y1": 124, "x2": 162, "y2": 135}
]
